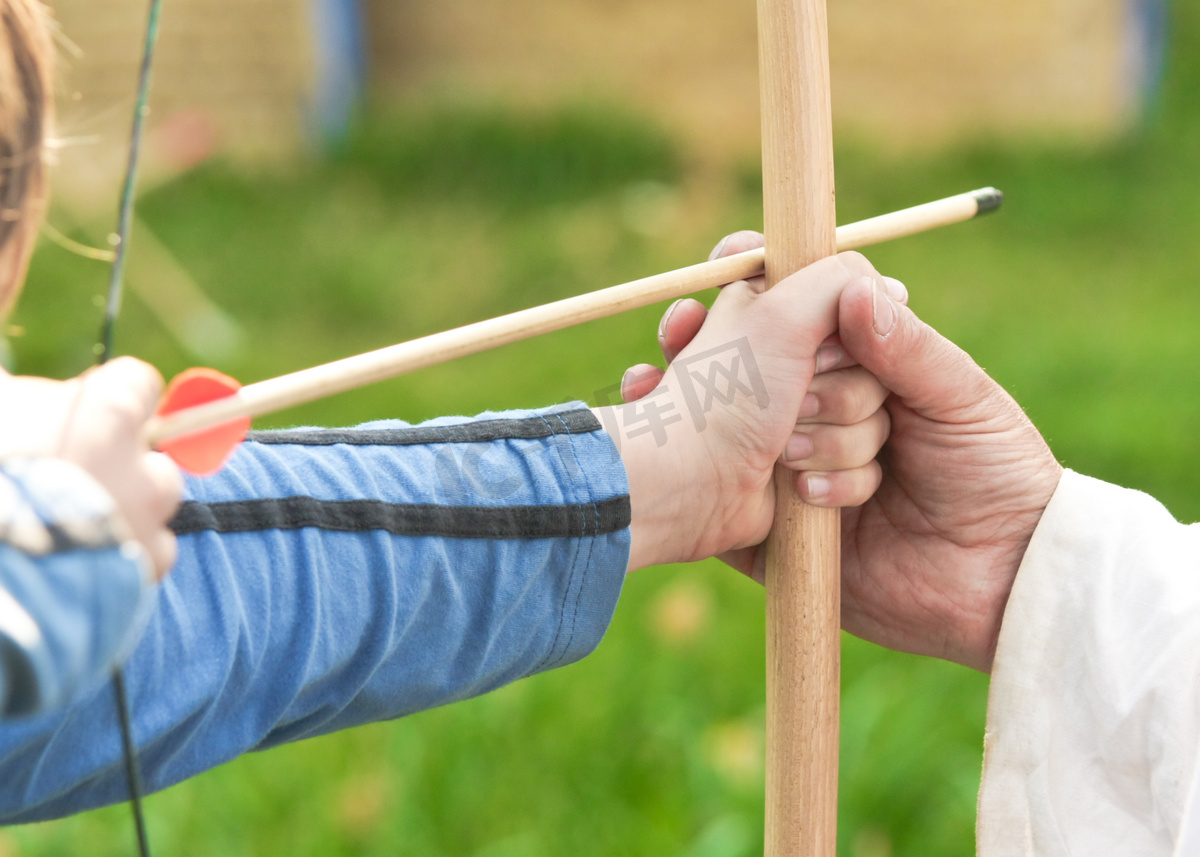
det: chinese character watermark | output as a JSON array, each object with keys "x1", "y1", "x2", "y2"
[
  {"x1": 591, "y1": 337, "x2": 769, "y2": 449},
  {"x1": 674, "y1": 337, "x2": 770, "y2": 432}
]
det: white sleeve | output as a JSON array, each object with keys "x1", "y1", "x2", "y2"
[
  {"x1": 1180, "y1": 757, "x2": 1200, "y2": 856},
  {"x1": 977, "y1": 470, "x2": 1200, "y2": 857}
]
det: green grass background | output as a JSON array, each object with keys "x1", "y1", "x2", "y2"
[{"x1": 5, "y1": 4, "x2": 1200, "y2": 855}]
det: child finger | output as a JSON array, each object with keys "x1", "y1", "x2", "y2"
[
  {"x1": 779, "y1": 408, "x2": 890, "y2": 472},
  {"x1": 658, "y1": 298, "x2": 708, "y2": 364},
  {"x1": 812, "y1": 334, "x2": 861, "y2": 375},
  {"x1": 621, "y1": 364, "x2": 666, "y2": 402},
  {"x1": 87, "y1": 356, "x2": 166, "y2": 421},
  {"x1": 146, "y1": 529, "x2": 179, "y2": 582},
  {"x1": 708, "y1": 230, "x2": 764, "y2": 261},
  {"x1": 144, "y1": 451, "x2": 184, "y2": 520},
  {"x1": 796, "y1": 460, "x2": 883, "y2": 508},
  {"x1": 708, "y1": 232, "x2": 766, "y2": 292},
  {"x1": 814, "y1": 338, "x2": 859, "y2": 374},
  {"x1": 797, "y1": 366, "x2": 889, "y2": 427}
]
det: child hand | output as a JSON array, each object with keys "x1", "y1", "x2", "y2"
[
  {"x1": 597, "y1": 243, "x2": 896, "y2": 573},
  {"x1": 613, "y1": 232, "x2": 899, "y2": 578},
  {"x1": 0, "y1": 358, "x2": 183, "y2": 579},
  {"x1": 624, "y1": 233, "x2": 898, "y2": 510}
]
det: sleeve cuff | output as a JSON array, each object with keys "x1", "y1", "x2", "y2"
[
  {"x1": 0, "y1": 457, "x2": 154, "y2": 716},
  {"x1": 979, "y1": 470, "x2": 1200, "y2": 856},
  {"x1": 530, "y1": 405, "x2": 630, "y2": 671}
]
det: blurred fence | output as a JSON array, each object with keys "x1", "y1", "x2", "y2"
[
  {"x1": 364, "y1": 0, "x2": 1167, "y2": 160},
  {"x1": 43, "y1": 0, "x2": 315, "y2": 363},
  {"x1": 51, "y1": 0, "x2": 314, "y2": 170},
  {"x1": 48, "y1": 0, "x2": 1166, "y2": 171}
]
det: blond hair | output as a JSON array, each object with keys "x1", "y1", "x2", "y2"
[{"x1": 0, "y1": 0, "x2": 51, "y2": 317}]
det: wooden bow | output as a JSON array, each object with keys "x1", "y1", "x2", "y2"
[{"x1": 758, "y1": 1, "x2": 839, "y2": 854}]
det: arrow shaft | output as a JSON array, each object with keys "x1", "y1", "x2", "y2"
[{"x1": 145, "y1": 188, "x2": 999, "y2": 446}]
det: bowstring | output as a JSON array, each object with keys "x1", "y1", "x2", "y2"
[
  {"x1": 112, "y1": 669, "x2": 151, "y2": 857},
  {"x1": 97, "y1": 2, "x2": 167, "y2": 856},
  {"x1": 97, "y1": 0, "x2": 163, "y2": 364}
]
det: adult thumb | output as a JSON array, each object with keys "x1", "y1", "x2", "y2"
[{"x1": 837, "y1": 278, "x2": 996, "y2": 417}]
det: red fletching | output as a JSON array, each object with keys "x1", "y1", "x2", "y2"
[{"x1": 155, "y1": 368, "x2": 249, "y2": 476}]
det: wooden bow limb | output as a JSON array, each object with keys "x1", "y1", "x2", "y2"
[
  {"x1": 144, "y1": 188, "x2": 998, "y2": 448},
  {"x1": 758, "y1": 0, "x2": 837, "y2": 853}
]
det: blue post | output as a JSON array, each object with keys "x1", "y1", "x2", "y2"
[{"x1": 309, "y1": 0, "x2": 368, "y2": 145}]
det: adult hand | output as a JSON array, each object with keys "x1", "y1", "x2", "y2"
[
  {"x1": 835, "y1": 275, "x2": 1061, "y2": 672},
  {"x1": 636, "y1": 231, "x2": 1062, "y2": 673},
  {"x1": 599, "y1": 245, "x2": 893, "y2": 574},
  {"x1": 0, "y1": 357, "x2": 183, "y2": 579}
]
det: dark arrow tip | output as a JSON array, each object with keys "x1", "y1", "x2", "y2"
[{"x1": 972, "y1": 187, "x2": 1004, "y2": 215}]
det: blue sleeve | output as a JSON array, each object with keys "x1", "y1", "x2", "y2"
[
  {"x1": 0, "y1": 458, "x2": 152, "y2": 719},
  {"x1": 0, "y1": 403, "x2": 630, "y2": 821}
]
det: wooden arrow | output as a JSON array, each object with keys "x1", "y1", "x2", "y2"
[{"x1": 145, "y1": 186, "x2": 1000, "y2": 475}]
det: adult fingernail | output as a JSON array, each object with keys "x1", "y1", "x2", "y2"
[
  {"x1": 798, "y1": 393, "x2": 819, "y2": 419},
  {"x1": 807, "y1": 475, "x2": 831, "y2": 499},
  {"x1": 873, "y1": 279, "x2": 898, "y2": 337},
  {"x1": 659, "y1": 299, "x2": 682, "y2": 344},
  {"x1": 883, "y1": 277, "x2": 908, "y2": 304},
  {"x1": 707, "y1": 236, "x2": 730, "y2": 262},
  {"x1": 784, "y1": 432, "x2": 814, "y2": 462}
]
